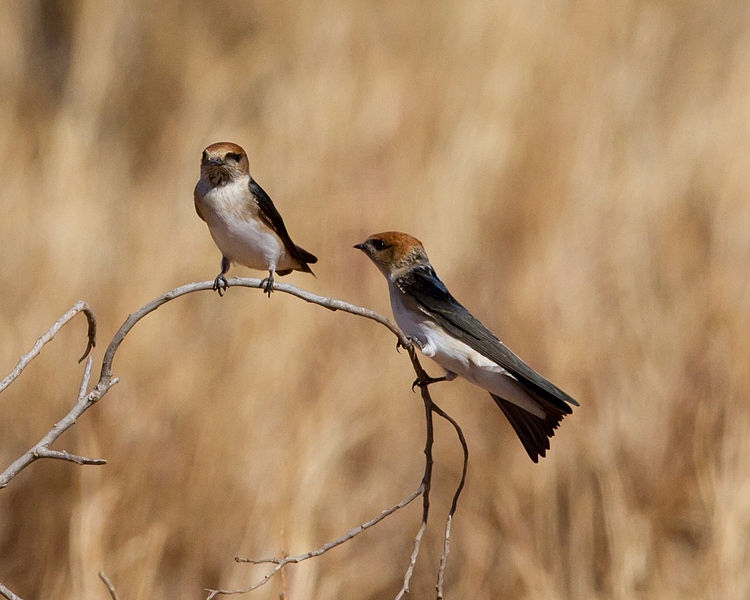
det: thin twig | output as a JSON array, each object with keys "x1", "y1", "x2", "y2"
[
  {"x1": 395, "y1": 356, "x2": 436, "y2": 599},
  {"x1": 278, "y1": 543, "x2": 288, "y2": 600},
  {"x1": 0, "y1": 278, "x2": 405, "y2": 490},
  {"x1": 33, "y1": 447, "x2": 106, "y2": 465},
  {"x1": 429, "y1": 404, "x2": 468, "y2": 517},
  {"x1": 0, "y1": 278, "x2": 470, "y2": 600},
  {"x1": 208, "y1": 486, "x2": 423, "y2": 599},
  {"x1": 98, "y1": 571, "x2": 120, "y2": 600},
  {"x1": 436, "y1": 516, "x2": 453, "y2": 599},
  {"x1": 429, "y1": 402, "x2": 469, "y2": 599},
  {"x1": 0, "y1": 581, "x2": 24, "y2": 600},
  {"x1": 402, "y1": 345, "x2": 470, "y2": 599},
  {"x1": 96, "y1": 277, "x2": 409, "y2": 386},
  {"x1": 0, "y1": 301, "x2": 96, "y2": 394},
  {"x1": 0, "y1": 357, "x2": 110, "y2": 489},
  {"x1": 394, "y1": 520, "x2": 427, "y2": 600},
  {"x1": 203, "y1": 284, "x2": 469, "y2": 600}
]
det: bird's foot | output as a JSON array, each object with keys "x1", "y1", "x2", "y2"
[
  {"x1": 213, "y1": 274, "x2": 229, "y2": 296},
  {"x1": 396, "y1": 335, "x2": 419, "y2": 353},
  {"x1": 260, "y1": 274, "x2": 275, "y2": 297},
  {"x1": 411, "y1": 375, "x2": 448, "y2": 392}
]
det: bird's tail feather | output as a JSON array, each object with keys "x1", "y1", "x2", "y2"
[
  {"x1": 491, "y1": 393, "x2": 567, "y2": 463},
  {"x1": 296, "y1": 246, "x2": 318, "y2": 265},
  {"x1": 291, "y1": 245, "x2": 317, "y2": 276}
]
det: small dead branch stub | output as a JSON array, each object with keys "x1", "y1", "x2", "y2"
[
  {"x1": 0, "y1": 278, "x2": 469, "y2": 600},
  {"x1": 98, "y1": 571, "x2": 120, "y2": 600}
]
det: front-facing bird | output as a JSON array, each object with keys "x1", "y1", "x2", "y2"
[
  {"x1": 194, "y1": 142, "x2": 317, "y2": 296},
  {"x1": 355, "y1": 232, "x2": 578, "y2": 462}
]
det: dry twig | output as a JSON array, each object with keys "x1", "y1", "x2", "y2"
[
  {"x1": 0, "y1": 355, "x2": 109, "y2": 489},
  {"x1": 2, "y1": 278, "x2": 404, "y2": 489},
  {"x1": 98, "y1": 571, "x2": 120, "y2": 600},
  {"x1": 0, "y1": 301, "x2": 96, "y2": 394},
  {"x1": 0, "y1": 581, "x2": 24, "y2": 600},
  {"x1": 205, "y1": 283, "x2": 468, "y2": 599},
  {"x1": 394, "y1": 376, "x2": 435, "y2": 600},
  {"x1": 0, "y1": 278, "x2": 469, "y2": 598},
  {"x1": 214, "y1": 487, "x2": 423, "y2": 599},
  {"x1": 398, "y1": 345, "x2": 469, "y2": 599},
  {"x1": 429, "y1": 402, "x2": 468, "y2": 598}
]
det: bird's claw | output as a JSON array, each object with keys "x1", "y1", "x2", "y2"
[
  {"x1": 213, "y1": 274, "x2": 229, "y2": 296},
  {"x1": 411, "y1": 375, "x2": 447, "y2": 392},
  {"x1": 396, "y1": 336, "x2": 417, "y2": 353},
  {"x1": 260, "y1": 276, "x2": 274, "y2": 297}
]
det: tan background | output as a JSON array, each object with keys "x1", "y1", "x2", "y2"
[{"x1": 1, "y1": 1, "x2": 749, "y2": 598}]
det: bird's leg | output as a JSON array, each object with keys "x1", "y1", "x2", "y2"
[
  {"x1": 397, "y1": 335, "x2": 421, "y2": 353},
  {"x1": 395, "y1": 336, "x2": 446, "y2": 388},
  {"x1": 213, "y1": 256, "x2": 230, "y2": 296},
  {"x1": 395, "y1": 338, "x2": 410, "y2": 353},
  {"x1": 411, "y1": 372, "x2": 453, "y2": 392},
  {"x1": 260, "y1": 268, "x2": 275, "y2": 297}
]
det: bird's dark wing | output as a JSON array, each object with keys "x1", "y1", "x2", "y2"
[
  {"x1": 249, "y1": 178, "x2": 317, "y2": 273},
  {"x1": 194, "y1": 184, "x2": 207, "y2": 222},
  {"x1": 394, "y1": 265, "x2": 578, "y2": 412}
]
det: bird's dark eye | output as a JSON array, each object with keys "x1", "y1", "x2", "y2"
[
  {"x1": 371, "y1": 239, "x2": 389, "y2": 251},
  {"x1": 225, "y1": 152, "x2": 242, "y2": 162}
]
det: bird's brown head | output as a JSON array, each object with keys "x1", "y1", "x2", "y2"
[
  {"x1": 200, "y1": 142, "x2": 250, "y2": 186},
  {"x1": 354, "y1": 231, "x2": 429, "y2": 278}
]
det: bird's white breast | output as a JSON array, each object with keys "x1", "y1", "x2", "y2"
[
  {"x1": 389, "y1": 282, "x2": 495, "y2": 374},
  {"x1": 196, "y1": 176, "x2": 295, "y2": 272}
]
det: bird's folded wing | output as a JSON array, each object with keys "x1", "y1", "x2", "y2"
[
  {"x1": 394, "y1": 265, "x2": 578, "y2": 411},
  {"x1": 249, "y1": 179, "x2": 317, "y2": 269}
]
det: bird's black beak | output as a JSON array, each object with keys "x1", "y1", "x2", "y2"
[
  {"x1": 353, "y1": 243, "x2": 366, "y2": 251},
  {"x1": 207, "y1": 158, "x2": 223, "y2": 167}
]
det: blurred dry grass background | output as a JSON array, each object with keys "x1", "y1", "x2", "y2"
[{"x1": 1, "y1": 1, "x2": 749, "y2": 598}]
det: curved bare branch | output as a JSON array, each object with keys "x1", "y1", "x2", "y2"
[
  {"x1": 429, "y1": 401, "x2": 468, "y2": 598},
  {"x1": 0, "y1": 301, "x2": 96, "y2": 394},
  {"x1": 97, "y1": 277, "x2": 409, "y2": 385},
  {"x1": 98, "y1": 571, "x2": 120, "y2": 600},
  {"x1": 0, "y1": 357, "x2": 109, "y2": 488},
  {"x1": 1, "y1": 278, "x2": 469, "y2": 599},
  {"x1": 0, "y1": 580, "x2": 24, "y2": 600},
  {"x1": 0, "y1": 278, "x2": 406, "y2": 489}
]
